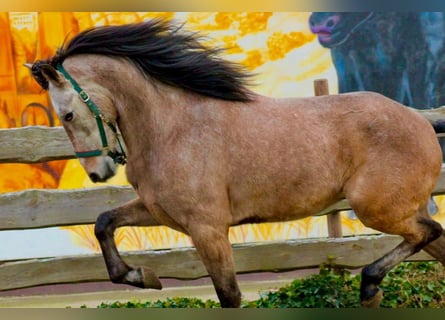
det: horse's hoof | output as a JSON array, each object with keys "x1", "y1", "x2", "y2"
[
  {"x1": 125, "y1": 267, "x2": 162, "y2": 290},
  {"x1": 361, "y1": 289, "x2": 383, "y2": 308}
]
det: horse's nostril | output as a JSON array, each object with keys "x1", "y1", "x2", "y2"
[{"x1": 89, "y1": 173, "x2": 100, "y2": 183}]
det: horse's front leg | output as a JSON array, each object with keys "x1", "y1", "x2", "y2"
[
  {"x1": 94, "y1": 197, "x2": 162, "y2": 289},
  {"x1": 189, "y1": 223, "x2": 241, "y2": 308}
]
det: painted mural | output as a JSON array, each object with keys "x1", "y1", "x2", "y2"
[
  {"x1": 309, "y1": 12, "x2": 445, "y2": 159},
  {"x1": 1, "y1": 12, "x2": 445, "y2": 259}
]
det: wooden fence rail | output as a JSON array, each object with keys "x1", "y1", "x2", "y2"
[
  {"x1": 1, "y1": 87, "x2": 445, "y2": 291},
  {"x1": 2, "y1": 171, "x2": 445, "y2": 231},
  {"x1": 0, "y1": 235, "x2": 434, "y2": 291},
  {"x1": 0, "y1": 126, "x2": 76, "y2": 163}
]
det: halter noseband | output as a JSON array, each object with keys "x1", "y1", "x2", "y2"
[{"x1": 56, "y1": 64, "x2": 127, "y2": 165}]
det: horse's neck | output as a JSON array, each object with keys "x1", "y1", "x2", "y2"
[{"x1": 114, "y1": 79, "x2": 207, "y2": 156}]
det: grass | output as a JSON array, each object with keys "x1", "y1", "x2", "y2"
[{"x1": 88, "y1": 262, "x2": 445, "y2": 308}]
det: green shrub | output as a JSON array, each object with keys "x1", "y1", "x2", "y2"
[
  {"x1": 91, "y1": 262, "x2": 445, "y2": 308},
  {"x1": 245, "y1": 265, "x2": 361, "y2": 308}
]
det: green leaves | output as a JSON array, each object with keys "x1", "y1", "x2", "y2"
[
  {"x1": 97, "y1": 297, "x2": 220, "y2": 308},
  {"x1": 379, "y1": 262, "x2": 445, "y2": 308}
]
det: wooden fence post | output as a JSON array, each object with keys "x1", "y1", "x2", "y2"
[{"x1": 313, "y1": 79, "x2": 343, "y2": 238}]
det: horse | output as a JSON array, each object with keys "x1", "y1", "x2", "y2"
[{"x1": 28, "y1": 19, "x2": 445, "y2": 308}]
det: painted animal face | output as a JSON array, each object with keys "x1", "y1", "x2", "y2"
[
  {"x1": 309, "y1": 12, "x2": 374, "y2": 48},
  {"x1": 39, "y1": 64, "x2": 120, "y2": 183}
]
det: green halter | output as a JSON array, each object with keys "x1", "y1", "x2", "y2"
[{"x1": 56, "y1": 64, "x2": 127, "y2": 165}]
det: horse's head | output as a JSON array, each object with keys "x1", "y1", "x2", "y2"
[{"x1": 30, "y1": 61, "x2": 126, "y2": 183}]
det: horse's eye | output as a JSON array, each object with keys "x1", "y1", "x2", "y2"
[{"x1": 64, "y1": 112, "x2": 74, "y2": 122}]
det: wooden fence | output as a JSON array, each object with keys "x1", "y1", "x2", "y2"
[{"x1": 1, "y1": 82, "x2": 445, "y2": 292}]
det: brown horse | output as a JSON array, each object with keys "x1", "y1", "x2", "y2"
[{"x1": 29, "y1": 19, "x2": 445, "y2": 308}]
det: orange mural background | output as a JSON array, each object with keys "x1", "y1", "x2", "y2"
[{"x1": 1, "y1": 12, "x2": 445, "y2": 256}]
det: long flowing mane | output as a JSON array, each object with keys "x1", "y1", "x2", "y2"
[{"x1": 34, "y1": 19, "x2": 254, "y2": 102}]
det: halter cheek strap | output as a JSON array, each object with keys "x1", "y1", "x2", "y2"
[{"x1": 56, "y1": 64, "x2": 127, "y2": 165}]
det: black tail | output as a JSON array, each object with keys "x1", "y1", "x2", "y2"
[{"x1": 431, "y1": 120, "x2": 445, "y2": 134}]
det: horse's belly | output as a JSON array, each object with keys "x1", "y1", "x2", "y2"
[{"x1": 229, "y1": 185, "x2": 342, "y2": 225}]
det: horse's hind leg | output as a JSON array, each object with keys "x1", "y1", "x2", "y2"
[
  {"x1": 189, "y1": 225, "x2": 241, "y2": 308},
  {"x1": 94, "y1": 197, "x2": 162, "y2": 289},
  {"x1": 358, "y1": 206, "x2": 443, "y2": 307},
  {"x1": 423, "y1": 230, "x2": 445, "y2": 265}
]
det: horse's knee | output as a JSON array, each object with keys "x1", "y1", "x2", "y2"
[{"x1": 94, "y1": 210, "x2": 115, "y2": 240}]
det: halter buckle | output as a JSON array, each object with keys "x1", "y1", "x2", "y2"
[{"x1": 79, "y1": 90, "x2": 90, "y2": 102}]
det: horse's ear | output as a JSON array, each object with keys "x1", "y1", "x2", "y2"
[{"x1": 39, "y1": 64, "x2": 66, "y2": 87}]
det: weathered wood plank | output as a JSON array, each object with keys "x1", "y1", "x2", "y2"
[
  {"x1": 0, "y1": 126, "x2": 75, "y2": 163},
  {"x1": 1, "y1": 164, "x2": 445, "y2": 230},
  {"x1": 0, "y1": 235, "x2": 433, "y2": 291},
  {"x1": 0, "y1": 186, "x2": 139, "y2": 230},
  {"x1": 415, "y1": 105, "x2": 445, "y2": 124}
]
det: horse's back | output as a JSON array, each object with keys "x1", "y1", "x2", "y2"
[{"x1": 232, "y1": 91, "x2": 441, "y2": 180}]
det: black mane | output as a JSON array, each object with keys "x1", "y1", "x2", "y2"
[{"x1": 34, "y1": 19, "x2": 254, "y2": 102}]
